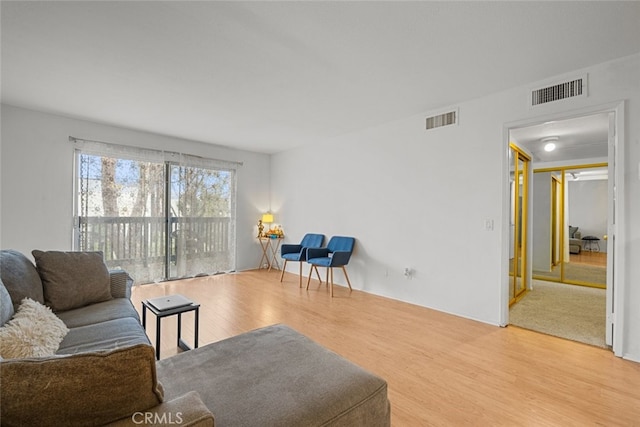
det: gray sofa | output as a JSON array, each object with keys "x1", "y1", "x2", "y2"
[
  {"x1": 0, "y1": 249, "x2": 390, "y2": 426},
  {"x1": 0, "y1": 249, "x2": 150, "y2": 355},
  {"x1": 569, "y1": 226, "x2": 583, "y2": 254}
]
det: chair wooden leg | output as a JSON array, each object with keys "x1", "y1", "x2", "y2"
[
  {"x1": 306, "y1": 265, "x2": 312, "y2": 290},
  {"x1": 306, "y1": 265, "x2": 324, "y2": 290},
  {"x1": 279, "y1": 259, "x2": 287, "y2": 282},
  {"x1": 325, "y1": 268, "x2": 329, "y2": 288},
  {"x1": 298, "y1": 262, "x2": 303, "y2": 288},
  {"x1": 342, "y1": 266, "x2": 352, "y2": 291},
  {"x1": 330, "y1": 267, "x2": 334, "y2": 297}
]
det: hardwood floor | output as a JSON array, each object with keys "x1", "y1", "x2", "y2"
[
  {"x1": 131, "y1": 270, "x2": 640, "y2": 426},
  {"x1": 569, "y1": 250, "x2": 607, "y2": 267}
]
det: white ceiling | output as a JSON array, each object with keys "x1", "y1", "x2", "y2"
[
  {"x1": 510, "y1": 112, "x2": 610, "y2": 163},
  {"x1": 2, "y1": 1, "x2": 639, "y2": 154}
]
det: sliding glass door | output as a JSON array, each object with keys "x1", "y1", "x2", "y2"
[
  {"x1": 74, "y1": 146, "x2": 236, "y2": 284},
  {"x1": 168, "y1": 163, "x2": 234, "y2": 279}
]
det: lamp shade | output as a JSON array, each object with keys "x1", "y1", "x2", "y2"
[{"x1": 261, "y1": 213, "x2": 274, "y2": 223}]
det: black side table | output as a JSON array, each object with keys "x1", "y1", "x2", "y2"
[
  {"x1": 581, "y1": 235, "x2": 601, "y2": 252},
  {"x1": 142, "y1": 297, "x2": 200, "y2": 360}
]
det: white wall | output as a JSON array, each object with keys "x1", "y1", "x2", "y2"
[
  {"x1": 568, "y1": 179, "x2": 608, "y2": 252},
  {"x1": 0, "y1": 105, "x2": 270, "y2": 271},
  {"x1": 271, "y1": 53, "x2": 640, "y2": 361}
]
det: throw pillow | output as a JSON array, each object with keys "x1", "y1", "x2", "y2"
[
  {"x1": 0, "y1": 278, "x2": 15, "y2": 326},
  {"x1": 0, "y1": 249, "x2": 45, "y2": 310},
  {"x1": 0, "y1": 297, "x2": 69, "y2": 358},
  {"x1": 569, "y1": 226, "x2": 579, "y2": 239},
  {"x1": 32, "y1": 250, "x2": 112, "y2": 312},
  {"x1": 0, "y1": 344, "x2": 164, "y2": 426}
]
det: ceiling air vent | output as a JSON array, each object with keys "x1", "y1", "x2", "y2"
[
  {"x1": 531, "y1": 74, "x2": 587, "y2": 106},
  {"x1": 426, "y1": 110, "x2": 457, "y2": 130}
]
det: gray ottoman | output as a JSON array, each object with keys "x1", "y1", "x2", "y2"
[{"x1": 157, "y1": 324, "x2": 390, "y2": 427}]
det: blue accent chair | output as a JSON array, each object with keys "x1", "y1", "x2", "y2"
[
  {"x1": 280, "y1": 233, "x2": 325, "y2": 287},
  {"x1": 306, "y1": 236, "x2": 355, "y2": 297}
]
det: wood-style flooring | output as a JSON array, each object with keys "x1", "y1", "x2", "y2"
[
  {"x1": 131, "y1": 269, "x2": 640, "y2": 426},
  {"x1": 569, "y1": 250, "x2": 607, "y2": 267}
]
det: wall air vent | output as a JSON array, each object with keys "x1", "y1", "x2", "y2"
[
  {"x1": 426, "y1": 109, "x2": 457, "y2": 130},
  {"x1": 531, "y1": 74, "x2": 587, "y2": 106}
]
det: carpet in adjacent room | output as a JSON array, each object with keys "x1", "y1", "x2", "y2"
[{"x1": 509, "y1": 279, "x2": 606, "y2": 348}]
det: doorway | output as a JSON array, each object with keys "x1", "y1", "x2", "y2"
[{"x1": 504, "y1": 108, "x2": 620, "y2": 349}]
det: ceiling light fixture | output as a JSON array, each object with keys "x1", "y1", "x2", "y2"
[{"x1": 542, "y1": 136, "x2": 559, "y2": 152}]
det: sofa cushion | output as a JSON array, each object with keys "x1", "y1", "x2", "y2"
[
  {"x1": 0, "y1": 278, "x2": 15, "y2": 326},
  {"x1": 57, "y1": 317, "x2": 151, "y2": 354},
  {"x1": 0, "y1": 298, "x2": 69, "y2": 359},
  {"x1": 56, "y1": 297, "x2": 140, "y2": 329},
  {"x1": 157, "y1": 324, "x2": 390, "y2": 427},
  {"x1": 0, "y1": 249, "x2": 45, "y2": 310},
  {"x1": 0, "y1": 344, "x2": 164, "y2": 426},
  {"x1": 32, "y1": 250, "x2": 112, "y2": 312}
]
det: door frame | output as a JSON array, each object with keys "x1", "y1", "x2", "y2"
[
  {"x1": 551, "y1": 174, "x2": 561, "y2": 267},
  {"x1": 508, "y1": 144, "x2": 531, "y2": 305},
  {"x1": 500, "y1": 101, "x2": 626, "y2": 356}
]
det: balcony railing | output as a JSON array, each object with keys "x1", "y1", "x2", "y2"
[{"x1": 78, "y1": 216, "x2": 231, "y2": 266}]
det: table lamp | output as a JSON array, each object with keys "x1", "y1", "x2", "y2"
[
  {"x1": 262, "y1": 213, "x2": 274, "y2": 225},
  {"x1": 259, "y1": 213, "x2": 273, "y2": 237}
]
